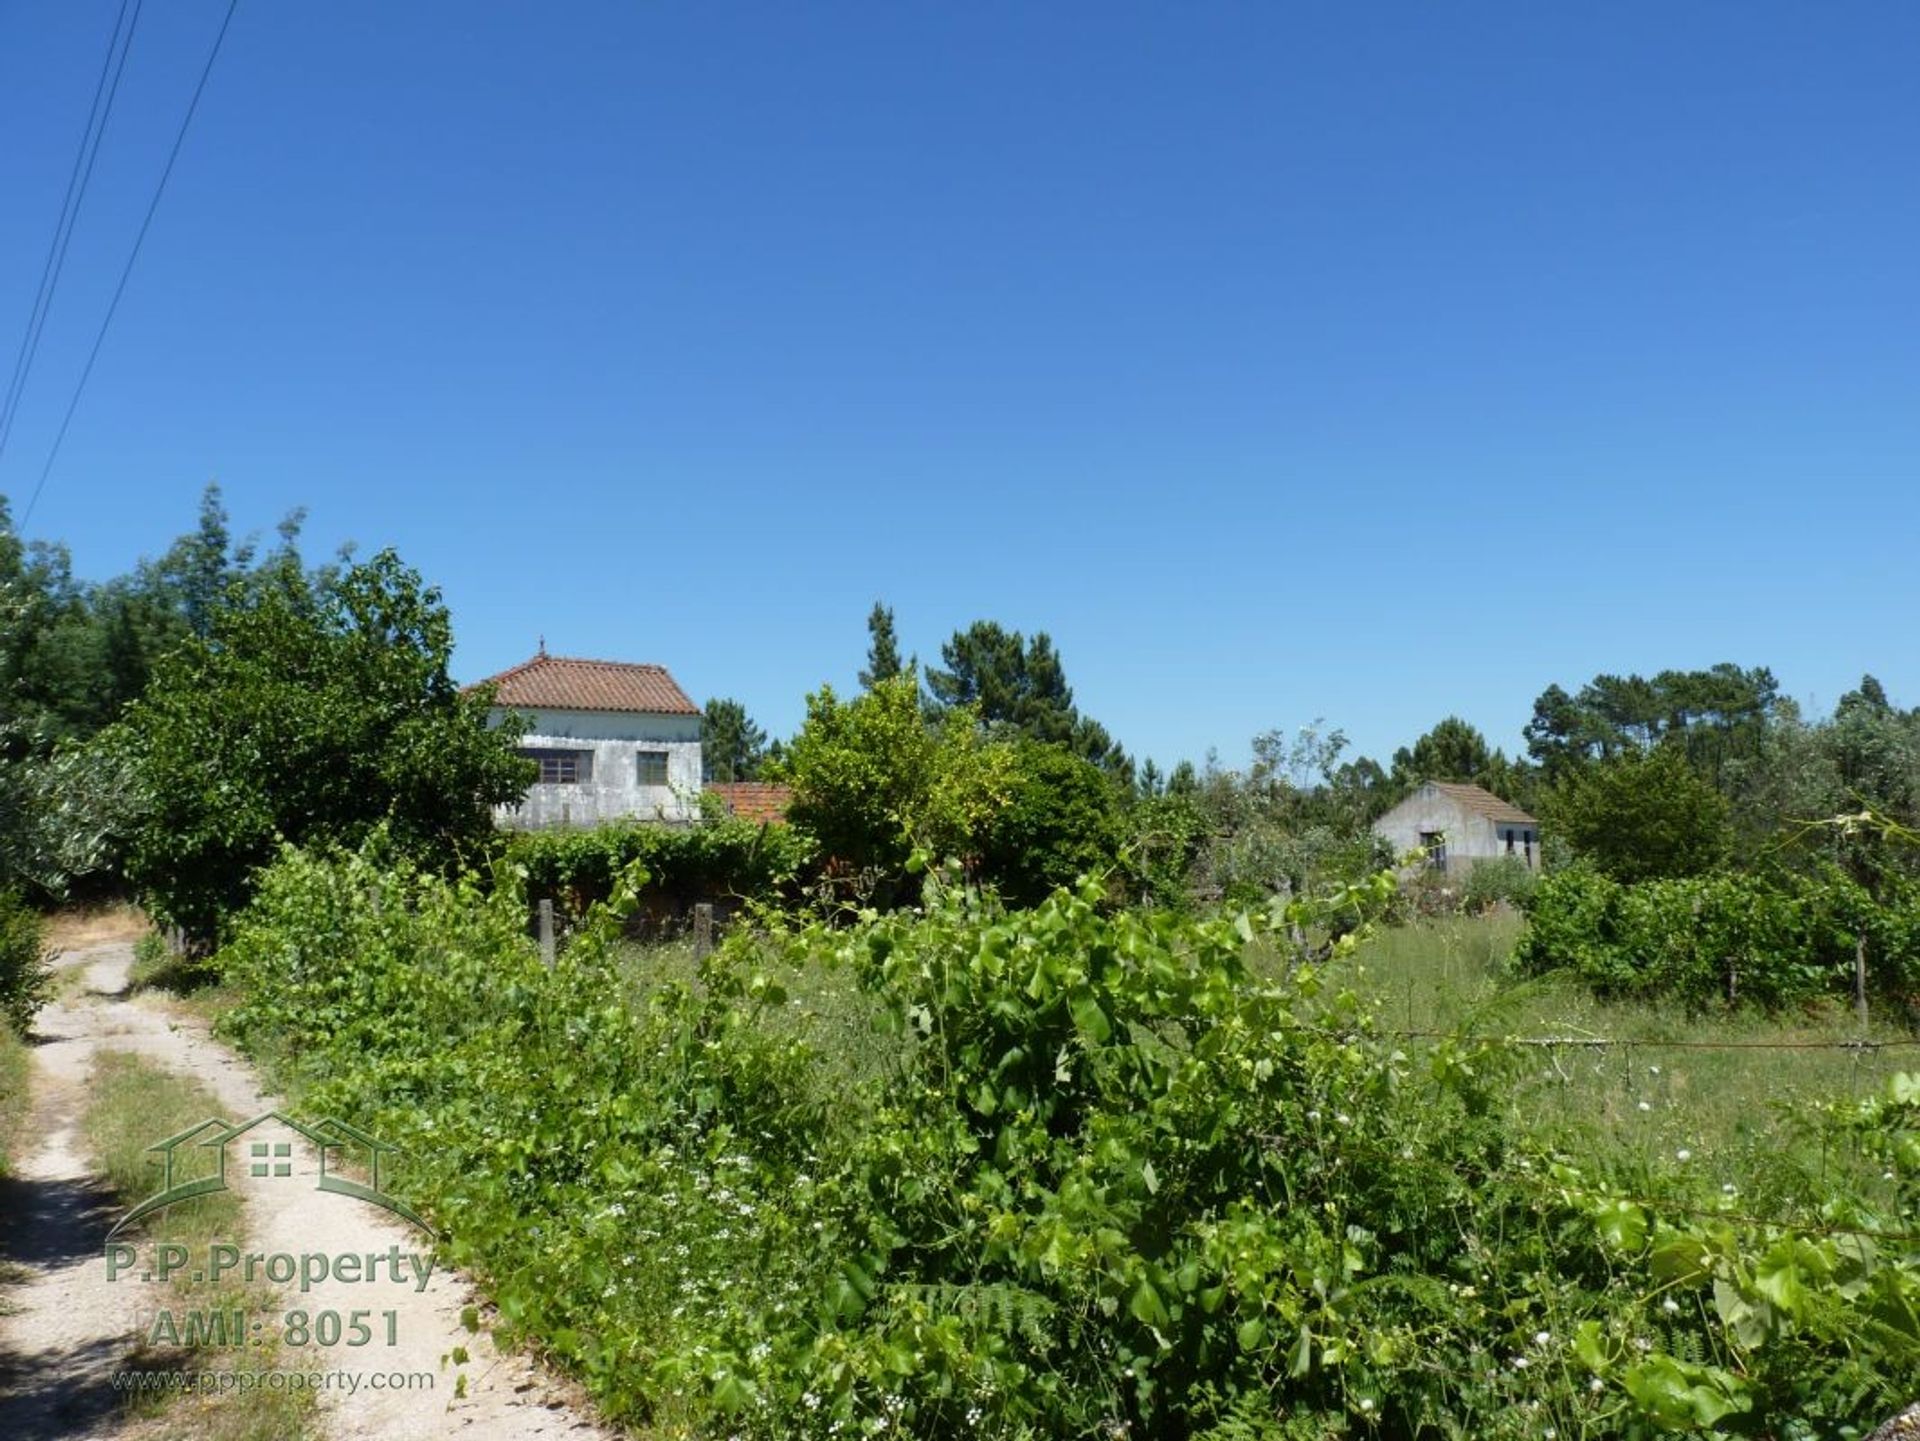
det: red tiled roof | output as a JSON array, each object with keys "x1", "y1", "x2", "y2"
[
  {"x1": 705, "y1": 782, "x2": 792, "y2": 823},
  {"x1": 473, "y1": 653, "x2": 700, "y2": 716}
]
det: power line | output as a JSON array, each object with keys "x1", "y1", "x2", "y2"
[
  {"x1": 20, "y1": 0, "x2": 242, "y2": 529},
  {"x1": 0, "y1": 0, "x2": 144, "y2": 466}
]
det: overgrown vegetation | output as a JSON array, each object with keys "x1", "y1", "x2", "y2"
[
  {"x1": 1518, "y1": 865, "x2": 1920, "y2": 1013},
  {"x1": 509, "y1": 815, "x2": 815, "y2": 926},
  {"x1": 0, "y1": 1021, "x2": 28, "y2": 1179},
  {"x1": 212, "y1": 840, "x2": 1917, "y2": 1438},
  {"x1": 0, "y1": 887, "x2": 51, "y2": 1032},
  {"x1": 120, "y1": 549, "x2": 532, "y2": 943}
]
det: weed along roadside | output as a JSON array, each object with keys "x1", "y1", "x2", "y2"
[
  {"x1": 0, "y1": 937, "x2": 612, "y2": 1441},
  {"x1": 83, "y1": 1050, "x2": 316, "y2": 1440}
]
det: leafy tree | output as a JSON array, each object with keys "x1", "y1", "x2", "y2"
[
  {"x1": 120, "y1": 550, "x2": 532, "y2": 941},
  {"x1": 776, "y1": 673, "x2": 1015, "y2": 897},
  {"x1": 1547, "y1": 745, "x2": 1731, "y2": 883},
  {"x1": 975, "y1": 741, "x2": 1125, "y2": 908},
  {"x1": 1, "y1": 499, "x2": 99, "y2": 753},
  {"x1": 858, "y1": 602, "x2": 905, "y2": 690},
  {"x1": 1188, "y1": 724, "x2": 1391, "y2": 904},
  {"x1": 701, "y1": 697, "x2": 769, "y2": 782}
]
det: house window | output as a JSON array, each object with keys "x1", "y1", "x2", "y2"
[
  {"x1": 636, "y1": 749, "x2": 670, "y2": 786},
  {"x1": 520, "y1": 748, "x2": 592, "y2": 784},
  {"x1": 1419, "y1": 830, "x2": 1447, "y2": 871}
]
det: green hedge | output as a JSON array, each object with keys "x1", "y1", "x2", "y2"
[
  {"x1": 1514, "y1": 866, "x2": 1920, "y2": 1009},
  {"x1": 507, "y1": 818, "x2": 815, "y2": 926}
]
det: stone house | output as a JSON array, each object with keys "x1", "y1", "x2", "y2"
[
  {"x1": 477, "y1": 650, "x2": 703, "y2": 827},
  {"x1": 1372, "y1": 781, "x2": 1540, "y2": 874}
]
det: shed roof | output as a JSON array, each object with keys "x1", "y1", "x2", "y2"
[
  {"x1": 1424, "y1": 781, "x2": 1537, "y2": 826},
  {"x1": 474, "y1": 652, "x2": 700, "y2": 716}
]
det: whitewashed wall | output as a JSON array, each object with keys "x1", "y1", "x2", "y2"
[{"x1": 491, "y1": 707, "x2": 703, "y2": 827}]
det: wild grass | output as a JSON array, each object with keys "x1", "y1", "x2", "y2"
[
  {"x1": 1330, "y1": 913, "x2": 1914, "y2": 1216},
  {"x1": 0, "y1": 1022, "x2": 30, "y2": 1179},
  {"x1": 614, "y1": 932, "x2": 902, "y2": 1092},
  {"x1": 83, "y1": 1050, "x2": 316, "y2": 1441},
  {"x1": 43, "y1": 902, "x2": 150, "y2": 954}
]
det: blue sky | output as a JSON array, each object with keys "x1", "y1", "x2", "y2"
[{"x1": 3, "y1": 3, "x2": 1916, "y2": 773}]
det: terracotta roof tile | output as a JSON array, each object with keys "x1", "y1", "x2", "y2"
[
  {"x1": 1426, "y1": 781, "x2": 1537, "y2": 826},
  {"x1": 473, "y1": 653, "x2": 700, "y2": 716},
  {"x1": 704, "y1": 782, "x2": 792, "y2": 823}
]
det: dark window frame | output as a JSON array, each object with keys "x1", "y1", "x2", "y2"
[
  {"x1": 636, "y1": 748, "x2": 670, "y2": 787},
  {"x1": 520, "y1": 748, "x2": 592, "y2": 785}
]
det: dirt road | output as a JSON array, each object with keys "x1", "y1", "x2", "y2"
[{"x1": 0, "y1": 942, "x2": 611, "y2": 1440}]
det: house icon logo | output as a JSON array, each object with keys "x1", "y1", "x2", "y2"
[{"x1": 107, "y1": 1110, "x2": 436, "y2": 1240}]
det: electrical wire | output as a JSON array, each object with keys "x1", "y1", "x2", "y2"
[
  {"x1": 0, "y1": 0, "x2": 144, "y2": 466},
  {"x1": 20, "y1": 0, "x2": 242, "y2": 528}
]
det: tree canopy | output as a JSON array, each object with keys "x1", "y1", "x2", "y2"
[
  {"x1": 701, "y1": 697, "x2": 769, "y2": 782},
  {"x1": 858, "y1": 602, "x2": 904, "y2": 690},
  {"x1": 1547, "y1": 744, "x2": 1731, "y2": 884},
  {"x1": 120, "y1": 549, "x2": 531, "y2": 940},
  {"x1": 926, "y1": 619, "x2": 1129, "y2": 777}
]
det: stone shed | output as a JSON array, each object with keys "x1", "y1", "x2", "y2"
[{"x1": 1372, "y1": 781, "x2": 1539, "y2": 874}]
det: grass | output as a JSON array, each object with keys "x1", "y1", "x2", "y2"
[
  {"x1": 0, "y1": 1023, "x2": 29, "y2": 1179},
  {"x1": 615, "y1": 932, "x2": 902, "y2": 1092},
  {"x1": 1329, "y1": 912, "x2": 1916, "y2": 1216},
  {"x1": 84, "y1": 1050, "x2": 317, "y2": 1441},
  {"x1": 43, "y1": 901, "x2": 151, "y2": 954},
  {"x1": 127, "y1": 931, "x2": 246, "y2": 1033}
]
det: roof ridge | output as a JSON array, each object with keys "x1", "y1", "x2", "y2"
[{"x1": 538, "y1": 654, "x2": 671, "y2": 672}]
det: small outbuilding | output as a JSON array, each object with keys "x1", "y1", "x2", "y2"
[
  {"x1": 1372, "y1": 781, "x2": 1539, "y2": 874},
  {"x1": 477, "y1": 649, "x2": 704, "y2": 827}
]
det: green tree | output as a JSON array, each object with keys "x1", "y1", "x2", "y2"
[
  {"x1": 701, "y1": 697, "x2": 769, "y2": 782},
  {"x1": 975, "y1": 740, "x2": 1125, "y2": 908},
  {"x1": 1547, "y1": 745, "x2": 1731, "y2": 883},
  {"x1": 776, "y1": 673, "x2": 1014, "y2": 898},
  {"x1": 1524, "y1": 664, "x2": 1778, "y2": 788},
  {"x1": 927, "y1": 620, "x2": 1128, "y2": 775},
  {"x1": 858, "y1": 602, "x2": 905, "y2": 690},
  {"x1": 120, "y1": 550, "x2": 531, "y2": 941},
  {"x1": 1390, "y1": 716, "x2": 1493, "y2": 788}
]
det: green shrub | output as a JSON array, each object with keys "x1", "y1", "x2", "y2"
[
  {"x1": 508, "y1": 816, "x2": 815, "y2": 927},
  {"x1": 972, "y1": 739, "x2": 1125, "y2": 907},
  {"x1": 1458, "y1": 855, "x2": 1538, "y2": 913},
  {"x1": 0, "y1": 887, "x2": 51, "y2": 1031},
  {"x1": 1515, "y1": 865, "x2": 1920, "y2": 1009}
]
